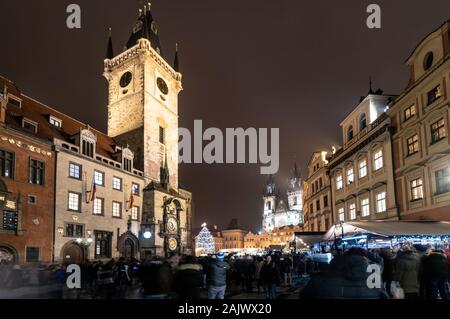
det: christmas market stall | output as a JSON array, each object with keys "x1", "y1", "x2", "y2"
[{"x1": 322, "y1": 221, "x2": 450, "y2": 250}]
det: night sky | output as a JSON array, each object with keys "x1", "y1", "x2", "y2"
[{"x1": 1, "y1": 1, "x2": 449, "y2": 232}]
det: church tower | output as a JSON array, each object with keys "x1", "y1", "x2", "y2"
[
  {"x1": 103, "y1": 4, "x2": 182, "y2": 189},
  {"x1": 262, "y1": 175, "x2": 277, "y2": 232},
  {"x1": 287, "y1": 163, "x2": 303, "y2": 211}
]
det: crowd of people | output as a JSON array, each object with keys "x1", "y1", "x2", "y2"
[
  {"x1": 301, "y1": 244, "x2": 450, "y2": 299},
  {"x1": 0, "y1": 244, "x2": 449, "y2": 299}
]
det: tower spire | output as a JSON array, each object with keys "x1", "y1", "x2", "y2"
[
  {"x1": 368, "y1": 76, "x2": 374, "y2": 94},
  {"x1": 105, "y1": 27, "x2": 114, "y2": 60},
  {"x1": 174, "y1": 43, "x2": 180, "y2": 72}
]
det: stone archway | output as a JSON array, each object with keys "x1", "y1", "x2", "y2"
[
  {"x1": 118, "y1": 231, "x2": 139, "y2": 260},
  {"x1": 0, "y1": 245, "x2": 17, "y2": 263},
  {"x1": 61, "y1": 241, "x2": 85, "y2": 265}
]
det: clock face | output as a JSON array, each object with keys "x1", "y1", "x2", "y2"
[
  {"x1": 168, "y1": 238, "x2": 178, "y2": 251},
  {"x1": 157, "y1": 77, "x2": 169, "y2": 95},
  {"x1": 167, "y1": 218, "x2": 178, "y2": 233},
  {"x1": 120, "y1": 72, "x2": 133, "y2": 88}
]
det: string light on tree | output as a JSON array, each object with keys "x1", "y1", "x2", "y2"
[{"x1": 195, "y1": 223, "x2": 215, "y2": 255}]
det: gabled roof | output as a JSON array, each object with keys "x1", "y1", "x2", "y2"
[{"x1": 405, "y1": 20, "x2": 450, "y2": 65}]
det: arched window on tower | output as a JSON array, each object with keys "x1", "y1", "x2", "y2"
[
  {"x1": 347, "y1": 125, "x2": 354, "y2": 141},
  {"x1": 360, "y1": 113, "x2": 367, "y2": 131}
]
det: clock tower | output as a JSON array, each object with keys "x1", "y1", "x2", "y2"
[
  {"x1": 103, "y1": 4, "x2": 192, "y2": 257},
  {"x1": 103, "y1": 4, "x2": 182, "y2": 189}
]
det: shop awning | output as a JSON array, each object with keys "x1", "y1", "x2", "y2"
[{"x1": 322, "y1": 221, "x2": 450, "y2": 241}]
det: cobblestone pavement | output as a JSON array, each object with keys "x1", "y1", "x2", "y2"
[{"x1": 226, "y1": 276, "x2": 309, "y2": 300}]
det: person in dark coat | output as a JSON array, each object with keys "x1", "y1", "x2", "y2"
[
  {"x1": 140, "y1": 257, "x2": 173, "y2": 299},
  {"x1": 206, "y1": 252, "x2": 230, "y2": 299},
  {"x1": 422, "y1": 250, "x2": 449, "y2": 299},
  {"x1": 260, "y1": 255, "x2": 280, "y2": 299},
  {"x1": 300, "y1": 248, "x2": 389, "y2": 299},
  {"x1": 172, "y1": 256, "x2": 204, "y2": 299},
  {"x1": 113, "y1": 257, "x2": 132, "y2": 299},
  {"x1": 379, "y1": 249, "x2": 395, "y2": 297},
  {"x1": 395, "y1": 247, "x2": 421, "y2": 299}
]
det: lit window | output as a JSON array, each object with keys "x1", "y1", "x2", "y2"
[
  {"x1": 410, "y1": 178, "x2": 423, "y2": 200},
  {"x1": 49, "y1": 116, "x2": 62, "y2": 128},
  {"x1": 431, "y1": 118, "x2": 446, "y2": 143},
  {"x1": 112, "y1": 176, "x2": 122, "y2": 191},
  {"x1": 407, "y1": 134, "x2": 419, "y2": 155},
  {"x1": 336, "y1": 175, "x2": 343, "y2": 190},
  {"x1": 93, "y1": 198, "x2": 104, "y2": 215},
  {"x1": 349, "y1": 203, "x2": 356, "y2": 220},
  {"x1": 435, "y1": 168, "x2": 450, "y2": 195},
  {"x1": 132, "y1": 183, "x2": 140, "y2": 196},
  {"x1": 131, "y1": 206, "x2": 139, "y2": 221},
  {"x1": 373, "y1": 150, "x2": 383, "y2": 171},
  {"x1": 338, "y1": 208, "x2": 345, "y2": 222},
  {"x1": 69, "y1": 163, "x2": 81, "y2": 179},
  {"x1": 404, "y1": 105, "x2": 416, "y2": 121},
  {"x1": 359, "y1": 159, "x2": 367, "y2": 178},
  {"x1": 347, "y1": 168, "x2": 354, "y2": 184},
  {"x1": 361, "y1": 198, "x2": 370, "y2": 217},
  {"x1": 112, "y1": 201, "x2": 122, "y2": 218},
  {"x1": 68, "y1": 192, "x2": 80, "y2": 211},
  {"x1": 94, "y1": 171, "x2": 104, "y2": 186},
  {"x1": 376, "y1": 192, "x2": 387, "y2": 213}
]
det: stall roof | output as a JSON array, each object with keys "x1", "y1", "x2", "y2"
[
  {"x1": 323, "y1": 221, "x2": 450, "y2": 241},
  {"x1": 294, "y1": 232, "x2": 327, "y2": 245}
]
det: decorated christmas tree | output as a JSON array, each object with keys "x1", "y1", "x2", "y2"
[{"x1": 195, "y1": 223, "x2": 216, "y2": 255}]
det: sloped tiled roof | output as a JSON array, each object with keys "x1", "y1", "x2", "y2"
[{"x1": 0, "y1": 75, "x2": 123, "y2": 161}]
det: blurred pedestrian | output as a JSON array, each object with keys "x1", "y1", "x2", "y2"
[{"x1": 206, "y1": 252, "x2": 230, "y2": 299}]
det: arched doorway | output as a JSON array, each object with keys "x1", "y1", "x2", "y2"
[
  {"x1": 122, "y1": 239, "x2": 134, "y2": 260},
  {"x1": 61, "y1": 242, "x2": 85, "y2": 265},
  {"x1": 0, "y1": 245, "x2": 17, "y2": 264},
  {"x1": 118, "y1": 231, "x2": 139, "y2": 260}
]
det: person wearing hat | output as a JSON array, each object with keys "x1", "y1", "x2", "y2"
[{"x1": 206, "y1": 252, "x2": 230, "y2": 299}]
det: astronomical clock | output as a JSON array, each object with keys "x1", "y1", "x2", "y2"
[{"x1": 161, "y1": 197, "x2": 182, "y2": 256}]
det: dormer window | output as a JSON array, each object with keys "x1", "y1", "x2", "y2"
[
  {"x1": 347, "y1": 125, "x2": 354, "y2": 141},
  {"x1": 82, "y1": 140, "x2": 94, "y2": 158},
  {"x1": 80, "y1": 129, "x2": 97, "y2": 158},
  {"x1": 359, "y1": 113, "x2": 367, "y2": 130},
  {"x1": 49, "y1": 116, "x2": 62, "y2": 128},
  {"x1": 124, "y1": 158, "x2": 132, "y2": 172},
  {"x1": 122, "y1": 147, "x2": 134, "y2": 173},
  {"x1": 7, "y1": 96, "x2": 21, "y2": 108},
  {"x1": 22, "y1": 118, "x2": 37, "y2": 134}
]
